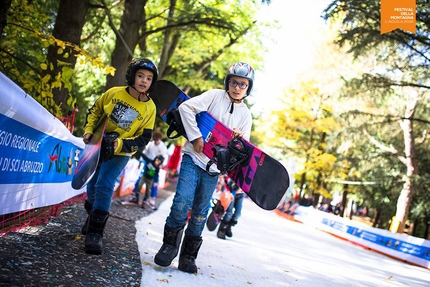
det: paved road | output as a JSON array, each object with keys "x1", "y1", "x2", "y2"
[{"x1": 135, "y1": 194, "x2": 430, "y2": 287}]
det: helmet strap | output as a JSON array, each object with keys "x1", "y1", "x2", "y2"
[
  {"x1": 129, "y1": 85, "x2": 149, "y2": 102},
  {"x1": 226, "y1": 92, "x2": 248, "y2": 114}
]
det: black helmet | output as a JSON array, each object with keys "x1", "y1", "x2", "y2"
[
  {"x1": 125, "y1": 58, "x2": 158, "y2": 92},
  {"x1": 224, "y1": 62, "x2": 255, "y2": 95},
  {"x1": 154, "y1": 155, "x2": 165, "y2": 163}
]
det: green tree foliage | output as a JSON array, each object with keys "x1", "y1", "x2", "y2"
[
  {"x1": 253, "y1": 28, "x2": 365, "y2": 212},
  {"x1": 0, "y1": 0, "x2": 113, "y2": 117},
  {"x1": 1, "y1": 0, "x2": 272, "y2": 135},
  {"x1": 103, "y1": 0, "x2": 266, "y2": 93},
  {"x1": 43, "y1": 0, "x2": 91, "y2": 116},
  {"x1": 323, "y1": 0, "x2": 430, "y2": 234},
  {"x1": 75, "y1": 0, "x2": 270, "y2": 134},
  {"x1": 263, "y1": 80, "x2": 341, "y2": 201}
]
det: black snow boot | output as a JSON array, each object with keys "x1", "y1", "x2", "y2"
[
  {"x1": 216, "y1": 220, "x2": 229, "y2": 239},
  {"x1": 178, "y1": 235, "x2": 203, "y2": 273},
  {"x1": 81, "y1": 200, "x2": 92, "y2": 235},
  {"x1": 85, "y1": 210, "x2": 109, "y2": 255},
  {"x1": 154, "y1": 224, "x2": 185, "y2": 267},
  {"x1": 225, "y1": 220, "x2": 237, "y2": 238}
]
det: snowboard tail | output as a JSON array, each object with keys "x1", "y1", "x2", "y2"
[{"x1": 151, "y1": 80, "x2": 290, "y2": 210}]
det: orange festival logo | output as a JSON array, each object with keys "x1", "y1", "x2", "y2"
[{"x1": 380, "y1": 0, "x2": 416, "y2": 34}]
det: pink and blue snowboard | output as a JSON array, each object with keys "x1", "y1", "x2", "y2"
[{"x1": 151, "y1": 80, "x2": 289, "y2": 210}]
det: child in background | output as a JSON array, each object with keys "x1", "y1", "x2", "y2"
[
  {"x1": 132, "y1": 153, "x2": 164, "y2": 209},
  {"x1": 130, "y1": 130, "x2": 168, "y2": 206},
  {"x1": 217, "y1": 178, "x2": 244, "y2": 239}
]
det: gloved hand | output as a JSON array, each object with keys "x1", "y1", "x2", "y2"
[{"x1": 100, "y1": 132, "x2": 119, "y2": 162}]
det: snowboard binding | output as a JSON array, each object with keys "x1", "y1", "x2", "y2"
[
  {"x1": 206, "y1": 137, "x2": 250, "y2": 176},
  {"x1": 100, "y1": 132, "x2": 119, "y2": 162}
]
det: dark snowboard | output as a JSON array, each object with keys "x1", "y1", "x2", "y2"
[
  {"x1": 206, "y1": 191, "x2": 234, "y2": 231},
  {"x1": 151, "y1": 80, "x2": 290, "y2": 210}
]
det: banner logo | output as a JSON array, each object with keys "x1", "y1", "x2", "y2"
[{"x1": 380, "y1": 0, "x2": 416, "y2": 34}]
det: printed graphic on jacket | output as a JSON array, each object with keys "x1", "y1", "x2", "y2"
[{"x1": 111, "y1": 102, "x2": 138, "y2": 129}]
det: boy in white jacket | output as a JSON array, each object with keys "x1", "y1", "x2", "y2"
[{"x1": 154, "y1": 62, "x2": 255, "y2": 273}]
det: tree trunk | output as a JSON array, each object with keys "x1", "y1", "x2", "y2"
[
  {"x1": 411, "y1": 218, "x2": 418, "y2": 236},
  {"x1": 0, "y1": 0, "x2": 12, "y2": 41},
  {"x1": 105, "y1": 0, "x2": 147, "y2": 90},
  {"x1": 372, "y1": 208, "x2": 381, "y2": 228},
  {"x1": 299, "y1": 129, "x2": 315, "y2": 198},
  {"x1": 340, "y1": 184, "x2": 348, "y2": 218},
  {"x1": 298, "y1": 172, "x2": 306, "y2": 199},
  {"x1": 46, "y1": 0, "x2": 90, "y2": 115},
  {"x1": 313, "y1": 193, "x2": 320, "y2": 209},
  {"x1": 425, "y1": 216, "x2": 430, "y2": 240},
  {"x1": 157, "y1": 0, "x2": 178, "y2": 78},
  {"x1": 394, "y1": 94, "x2": 418, "y2": 233}
]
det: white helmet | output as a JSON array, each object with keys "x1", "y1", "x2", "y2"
[{"x1": 224, "y1": 62, "x2": 255, "y2": 95}]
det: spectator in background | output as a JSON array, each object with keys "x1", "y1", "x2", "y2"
[
  {"x1": 213, "y1": 174, "x2": 226, "y2": 196},
  {"x1": 299, "y1": 194, "x2": 314, "y2": 207},
  {"x1": 334, "y1": 203, "x2": 341, "y2": 215},
  {"x1": 319, "y1": 203, "x2": 333, "y2": 213},
  {"x1": 130, "y1": 130, "x2": 168, "y2": 206},
  {"x1": 134, "y1": 153, "x2": 164, "y2": 209},
  {"x1": 166, "y1": 144, "x2": 182, "y2": 180},
  {"x1": 217, "y1": 178, "x2": 244, "y2": 240}
]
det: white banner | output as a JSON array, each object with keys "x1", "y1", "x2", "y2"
[{"x1": 0, "y1": 72, "x2": 85, "y2": 216}]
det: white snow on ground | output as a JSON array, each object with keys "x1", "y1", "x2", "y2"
[{"x1": 135, "y1": 195, "x2": 430, "y2": 287}]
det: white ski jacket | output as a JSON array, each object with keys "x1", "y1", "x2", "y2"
[{"x1": 178, "y1": 89, "x2": 252, "y2": 172}]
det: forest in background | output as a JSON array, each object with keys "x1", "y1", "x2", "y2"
[{"x1": 0, "y1": 0, "x2": 429, "y2": 239}]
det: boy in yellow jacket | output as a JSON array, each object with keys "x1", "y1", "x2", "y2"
[{"x1": 81, "y1": 58, "x2": 158, "y2": 254}]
